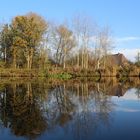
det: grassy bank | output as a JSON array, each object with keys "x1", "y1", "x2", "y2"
[
  {"x1": 0, "y1": 68, "x2": 73, "y2": 80},
  {"x1": 0, "y1": 67, "x2": 139, "y2": 79}
]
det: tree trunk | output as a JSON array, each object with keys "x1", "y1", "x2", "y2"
[
  {"x1": 77, "y1": 54, "x2": 79, "y2": 67},
  {"x1": 81, "y1": 49, "x2": 84, "y2": 69},
  {"x1": 85, "y1": 51, "x2": 88, "y2": 69},
  {"x1": 30, "y1": 58, "x2": 32, "y2": 69},
  {"x1": 27, "y1": 53, "x2": 30, "y2": 69},
  {"x1": 97, "y1": 59, "x2": 100, "y2": 69},
  {"x1": 29, "y1": 48, "x2": 34, "y2": 69},
  {"x1": 4, "y1": 47, "x2": 7, "y2": 63},
  {"x1": 13, "y1": 50, "x2": 17, "y2": 69},
  {"x1": 63, "y1": 48, "x2": 66, "y2": 69},
  {"x1": 63, "y1": 55, "x2": 66, "y2": 69}
]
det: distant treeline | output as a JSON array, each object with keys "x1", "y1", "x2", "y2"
[{"x1": 0, "y1": 12, "x2": 139, "y2": 77}]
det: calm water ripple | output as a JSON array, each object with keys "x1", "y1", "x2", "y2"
[{"x1": 0, "y1": 78, "x2": 139, "y2": 140}]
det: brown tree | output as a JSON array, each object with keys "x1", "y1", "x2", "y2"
[{"x1": 10, "y1": 13, "x2": 48, "y2": 68}]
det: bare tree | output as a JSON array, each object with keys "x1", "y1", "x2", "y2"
[
  {"x1": 72, "y1": 15, "x2": 96, "y2": 69},
  {"x1": 72, "y1": 15, "x2": 81, "y2": 67},
  {"x1": 52, "y1": 24, "x2": 76, "y2": 69},
  {"x1": 135, "y1": 52, "x2": 140, "y2": 67},
  {"x1": 95, "y1": 26, "x2": 114, "y2": 69}
]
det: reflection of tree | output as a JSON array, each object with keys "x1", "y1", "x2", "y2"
[
  {"x1": 0, "y1": 83, "x2": 47, "y2": 139},
  {"x1": 45, "y1": 84, "x2": 75, "y2": 127},
  {"x1": 69, "y1": 82, "x2": 114, "y2": 140},
  {"x1": 135, "y1": 87, "x2": 140, "y2": 99},
  {"x1": 43, "y1": 81, "x2": 115, "y2": 140},
  {"x1": 0, "y1": 78, "x2": 139, "y2": 139}
]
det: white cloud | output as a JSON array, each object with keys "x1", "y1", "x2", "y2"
[
  {"x1": 113, "y1": 48, "x2": 140, "y2": 62},
  {"x1": 116, "y1": 107, "x2": 140, "y2": 112},
  {"x1": 113, "y1": 36, "x2": 140, "y2": 61},
  {"x1": 82, "y1": 36, "x2": 140, "y2": 62},
  {"x1": 116, "y1": 36, "x2": 140, "y2": 43}
]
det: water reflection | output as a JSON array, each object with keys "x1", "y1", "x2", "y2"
[
  {"x1": 0, "y1": 77, "x2": 139, "y2": 140},
  {"x1": 0, "y1": 83, "x2": 47, "y2": 139}
]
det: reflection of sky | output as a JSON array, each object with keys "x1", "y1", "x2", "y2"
[
  {"x1": 45, "y1": 88, "x2": 140, "y2": 114},
  {"x1": 114, "y1": 88, "x2": 140, "y2": 101},
  {"x1": 112, "y1": 88, "x2": 140, "y2": 112},
  {"x1": 39, "y1": 87, "x2": 140, "y2": 140},
  {"x1": 1, "y1": 86, "x2": 140, "y2": 140}
]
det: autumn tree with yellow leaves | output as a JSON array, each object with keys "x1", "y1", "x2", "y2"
[{"x1": 0, "y1": 12, "x2": 47, "y2": 69}]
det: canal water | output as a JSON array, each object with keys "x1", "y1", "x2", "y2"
[{"x1": 0, "y1": 78, "x2": 139, "y2": 140}]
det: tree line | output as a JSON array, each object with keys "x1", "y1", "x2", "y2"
[{"x1": 0, "y1": 12, "x2": 139, "y2": 71}]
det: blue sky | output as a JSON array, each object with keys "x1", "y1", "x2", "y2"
[{"x1": 0, "y1": 0, "x2": 140, "y2": 61}]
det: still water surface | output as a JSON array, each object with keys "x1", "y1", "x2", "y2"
[{"x1": 0, "y1": 78, "x2": 140, "y2": 140}]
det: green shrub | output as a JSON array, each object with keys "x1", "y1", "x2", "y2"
[{"x1": 48, "y1": 72, "x2": 72, "y2": 79}]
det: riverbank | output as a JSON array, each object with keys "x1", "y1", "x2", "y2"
[{"x1": 0, "y1": 67, "x2": 139, "y2": 79}]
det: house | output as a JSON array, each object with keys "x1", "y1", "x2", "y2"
[{"x1": 105, "y1": 53, "x2": 129, "y2": 67}]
